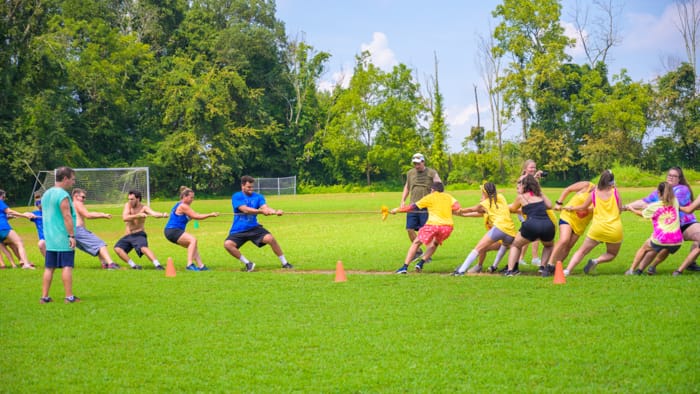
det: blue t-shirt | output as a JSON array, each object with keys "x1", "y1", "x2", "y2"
[
  {"x1": 164, "y1": 202, "x2": 190, "y2": 230},
  {"x1": 41, "y1": 187, "x2": 76, "y2": 252},
  {"x1": 0, "y1": 200, "x2": 11, "y2": 232},
  {"x1": 31, "y1": 209, "x2": 44, "y2": 240},
  {"x1": 229, "y1": 191, "x2": 266, "y2": 234},
  {"x1": 644, "y1": 184, "x2": 696, "y2": 227}
]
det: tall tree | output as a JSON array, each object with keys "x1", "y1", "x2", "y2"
[{"x1": 675, "y1": 0, "x2": 700, "y2": 88}]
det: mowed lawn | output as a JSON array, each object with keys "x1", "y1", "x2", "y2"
[{"x1": 1, "y1": 189, "x2": 698, "y2": 392}]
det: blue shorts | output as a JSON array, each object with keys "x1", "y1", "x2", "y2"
[
  {"x1": 406, "y1": 209, "x2": 428, "y2": 231},
  {"x1": 226, "y1": 226, "x2": 271, "y2": 248},
  {"x1": 649, "y1": 241, "x2": 681, "y2": 254},
  {"x1": 46, "y1": 250, "x2": 75, "y2": 268},
  {"x1": 0, "y1": 229, "x2": 9, "y2": 242}
]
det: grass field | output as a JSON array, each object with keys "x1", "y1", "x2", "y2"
[{"x1": 2, "y1": 189, "x2": 699, "y2": 392}]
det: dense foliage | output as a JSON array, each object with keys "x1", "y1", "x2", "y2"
[{"x1": 0, "y1": 0, "x2": 698, "y2": 203}]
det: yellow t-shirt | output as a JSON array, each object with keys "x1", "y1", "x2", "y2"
[
  {"x1": 480, "y1": 194, "x2": 517, "y2": 236},
  {"x1": 416, "y1": 192, "x2": 458, "y2": 226},
  {"x1": 559, "y1": 182, "x2": 594, "y2": 235},
  {"x1": 587, "y1": 188, "x2": 623, "y2": 243}
]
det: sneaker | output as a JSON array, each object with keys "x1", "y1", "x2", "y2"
[
  {"x1": 541, "y1": 265, "x2": 554, "y2": 277},
  {"x1": 395, "y1": 265, "x2": 408, "y2": 274},
  {"x1": 537, "y1": 265, "x2": 544, "y2": 273},
  {"x1": 40, "y1": 297, "x2": 53, "y2": 304},
  {"x1": 468, "y1": 264, "x2": 482, "y2": 274},
  {"x1": 518, "y1": 259, "x2": 528, "y2": 266},
  {"x1": 451, "y1": 270, "x2": 464, "y2": 276},
  {"x1": 531, "y1": 257, "x2": 541, "y2": 265},
  {"x1": 504, "y1": 270, "x2": 515, "y2": 277},
  {"x1": 563, "y1": 269, "x2": 570, "y2": 277},
  {"x1": 415, "y1": 260, "x2": 425, "y2": 272},
  {"x1": 281, "y1": 263, "x2": 294, "y2": 269},
  {"x1": 583, "y1": 259, "x2": 597, "y2": 274},
  {"x1": 633, "y1": 269, "x2": 643, "y2": 275},
  {"x1": 624, "y1": 269, "x2": 634, "y2": 276},
  {"x1": 245, "y1": 262, "x2": 255, "y2": 272},
  {"x1": 198, "y1": 265, "x2": 209, "y2": 271},
  {"x1": 154, "y1": 265, "x2": 165, "y2": 270},
  {"x1": 488, "y1": 266, "x2": 498, "y2": 274},
  {"x1": 647, "y1": 265, "x2": 656, "y2": 276},
  {"x1": 412, "y1": 248, "x2": 423, "y2": 261},
  {"x1": 131, "y1": 264, "x2": 143, "y2": 270},
  {"x1": 186, "y1": 264, "x2": 200, "y2": 271},
  {"x1": 64, "y1": 295, "x2": 81, "y2": 304},
  {"x1": 673, "y1": 270, "x2": 682, "y2": 276},
  {"x1": 687, "y1": 262, "x2": 700, "y2": 271},
  {"x1": 105, "y1": 263, "x2": 120, "y2": 270}
]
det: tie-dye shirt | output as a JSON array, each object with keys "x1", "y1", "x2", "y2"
[
  {"x1": 644, "y1": 184, "x2": 696, "y2": 227},
  {"x1": 642, "y1": 200, "x2": 683, "y2": 246}
]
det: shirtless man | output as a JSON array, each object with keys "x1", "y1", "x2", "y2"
[
  {"x1": 114, "y1": 190, "x2": 168, "y2": 270},
  {"x1": 72, "y1": 188, "x2": 120, "y2": 269}
]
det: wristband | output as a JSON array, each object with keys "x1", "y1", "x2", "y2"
[
  {"x1": 69, "y1": 235, "x2": 75, "y2": 238},
  {"x1": 555, "y1": 200, "x2": 563, "y2": 205}
]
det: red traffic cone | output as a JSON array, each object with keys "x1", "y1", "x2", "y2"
[
  {"x1": 553, "y1": 261, "x2": 566, "y2": 284},
  {"x1": 165, "y1": 257, "x2": 176, "y2": 277},
  {"x1": 334, "y1": 260, "x2": 347, "y2": 283}
]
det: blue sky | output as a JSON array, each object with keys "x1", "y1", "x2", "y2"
[{"x1": 276, "y1": 0, "x2": 689, "y2": 152}]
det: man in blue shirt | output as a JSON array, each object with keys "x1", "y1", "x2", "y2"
[{"x1": 224, "y1": 175, "x2": 293, "y2": 272}]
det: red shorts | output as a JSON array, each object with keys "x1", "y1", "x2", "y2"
[{"x1": 417, "y1": 225, "x2": 453, "y2": 246}]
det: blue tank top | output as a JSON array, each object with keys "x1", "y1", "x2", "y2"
[{"x1": 165, "y1": 202, "x2": 189, "y2": 230}]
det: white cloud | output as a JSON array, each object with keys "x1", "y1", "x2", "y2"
[
  {"x1": 623, "y1": 5, "x2": 683, "y2": 52},
  {"x1": 448, "y1": 104, "x2": 479, "y2": 127},
  {"x1": 561, "y1": 20, "x2": 587, "y2": 59},
  {"x1": 360, "y1": 32, "x2": 398, "y2": 70}
]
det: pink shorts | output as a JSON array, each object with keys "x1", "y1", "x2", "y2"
[{"x1": 417, "y1": 225, "x2": 453, "y2": 246}]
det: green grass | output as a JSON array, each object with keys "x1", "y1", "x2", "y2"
[{"x1": 2, "y1": 190, "x2": 699, "y2": 392}]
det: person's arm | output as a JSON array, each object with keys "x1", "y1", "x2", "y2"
[
  {"x1": 75, "y1": 201, "x2": 111, "y2": 220},
  {"x1": 680, "y1": 195, "x2": 700, "y2": 213},
  {"x1": 60, "y1": 198, "x2": 76, "y2": 249},
  {"x1": 143, "y1": 206, "x2": 168, "y2": 218},
  {"x1": 122, "y1": 203, "x2": 145, "y2": 221},
  {"x1": 391, "y1": 203, "x2": 417, "y2": 214},
  {"x1": 509, "y1": 196, "x2": 522, "y2": 213},
  {"x1": 400, "y1": 182, "x2": 410, "y2": 208},
  {"x1": 178, "y1": 203, "x2": 218, "y2": 220},
  {"x1": 541, "y1": 193, "x2": 553, "y2": 209},
  {"x1": 459, "y1": 204, "x2": 485, "y2": 216},
  {"x1": 451, "y1": 200, "x2": 461, "y2": 213},
  {"x1": 258, "y1": 204, "x2": 282, "y2": 216},
  {"x1": 554, "y1": 181, "x2": 589, "y2": 210},
  {"x1": 565, "y1": 194, "x2": 592, "y2": 212},
  {"x1": 5, "y1": 208, "x2": 36, "y2": 220}
]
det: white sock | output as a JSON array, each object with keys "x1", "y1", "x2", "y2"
[
  {"x1": 458, "y1": 250, "x2": 479, "y2": 273},
  {"x1": 492, "y1": 245, "x2": 508, "y2": 268},
  {"x1": 153, "y1": 260, "x2": 161, "y2": 267},
  {"x1": 278, "y1": 255, "x2": 288, "y2": 266},
  {"x1": 239, "y1": 255, "x2": 250, "y2": 264},
  {"x1": 127, "y1": 259, "x2": 136, "y2": 267},
  {"x1": 563, "y1": 269, "x2": 570, "y2": 276}
]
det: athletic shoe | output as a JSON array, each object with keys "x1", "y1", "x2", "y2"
[
  {"x1": 40, "y1": 297, "x2": 53, "y2": 304},
  {"x1": 186, "y1": 264, "x2": 200, "y2": 271},
  {"x1": 395, "y1": 265, "x2": 408, "y2": 274},
  {"x1": 583, "y1": 259, "x2": 597, "y2": 274},
  {"x1": 154, "y1": 265, "x2": 165, "y2": 270},
  {"x1": 282, "y1": 263, "x2": 294, "y2": 269},
  {"x1": 673, "y1": 270, "x2": 682, "y2": 276},
  {"x1": 451, "y1": 270, "x2": 464, "y2": 276},
  {"x1": 104, "y1": 263, "x2": 120, "y2": 270},
  {"x1": 415, "y1": 260, "x2": 425, "y2": 272},
  {"x1": 488, "y1": 266, "x2": 498, "y2": 274},
  {"x1": 686, "y1": 262, "x2": 700, "y2": 271},
  {"x1": 468, "y1": 264, "x2": 482, "y2": 274},
  {"x1": 413, "y1": 248, "x2": 423, "y2": 261},
  {"x1": 198, "y1": 265, "x2": 210, "y2": 271},
  {"x1": 541, "y1": 265, "x2": 554, "y2": 277},
  {"x1": 131, "y1": 264, "x2": 143, "y2": 270},
  {"x1": 64, "y1": 295, "x2": 81, "y2": 304},
  {"x1": 537, "y1": 265, "x2": 544, "y2": 273},
  {"x1": 646, "y1": 265, "x2": 656, "y2": 276},
  {"x1": 633, "y1": 269, "x2": 643, "y2": 275},
  {"x1": 531, "y1": 257, "x2": 541, "y2": 265},
  {"x1": 245, "y1": 262, "x2": 255, "y2": 272},
  {"x1": 504, "y1": 270, "x2": 520, "y2": 277},
  {"x1": 624, "y1": 269, "x2": 634, "y2": 276},
  {"x1": 518, "y1": 259, "x2": 528, "y2": 266}
]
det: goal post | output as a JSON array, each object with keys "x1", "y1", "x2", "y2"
[
  {"x1": 252, "y1": 176, "x2": 296, "y2": 195},
  {"x1": 29, "y1": 167, "x2": 150, "y2": 206}
]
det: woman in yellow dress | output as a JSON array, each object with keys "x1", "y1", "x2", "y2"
[
  {"x1": 563, "y1": 170, "x2": 623, "y2": 275},
  {"x1": 543, "y1": 180, "x2": 596, "y2": 276}
]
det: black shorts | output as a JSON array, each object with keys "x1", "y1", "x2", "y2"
[
  {"x1": 115, "y1": 231, "x2": 149, "y2": 257},
  {"x1": 649, "y1": 241, "x2": 681, "y2": 254},
  {"x1": 164, "y1": 228, "x2": 184, "y2": 244},
  {"x1": 519, "y1": 219, "x2": 555, "y2": 242},
  {"x1": 225, "y1": 226, "x2": 270, "y2": 248}
]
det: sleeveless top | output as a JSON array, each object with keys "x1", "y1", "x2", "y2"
[
  {"x1": 587, "y1": 188, "x2": 623, "y2": 243},
  {"x1": 165, "y1": 202, "x2": 189, "y2": 230},
  {"x1": 559, "y1": 182, "x2": 595, "y2": 235}
]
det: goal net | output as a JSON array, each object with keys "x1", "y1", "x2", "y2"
[
  {"x1": 29, "y1": 167, "x2": 150, "y2": 206},
  {"x1": 253, "y1": 176, "x2": 296, "y2": 195}
]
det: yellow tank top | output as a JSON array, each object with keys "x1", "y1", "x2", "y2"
[
  {"x1": 559, "y1": 182, "x2": 594, "y2": 235},
  {"x1": 587, "y1": 188, "x2": 623, "y2": 243}
]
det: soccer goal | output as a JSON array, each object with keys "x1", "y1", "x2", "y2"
[
  {"x1": 253, "y1": 176, "x2": 296, "y2": 195},
  {"x1": 29, "y1": 167, "x2": 150, "y2": 206}
]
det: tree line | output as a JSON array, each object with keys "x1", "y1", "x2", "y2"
[{"x1": 1, "y1": 0, "x2": 698, "y2": 203}]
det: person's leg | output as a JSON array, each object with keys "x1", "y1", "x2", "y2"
[
  {"x1": 594, "y1": 242, "x2": 622, "y2": 264},
  {"x1": 507, "y1": 235, "x2": 529, "y2": 273},
  {"x1": 61, "y1": 266, "x2": 74, "y2": 298},
  {"x1": 628, "y1": 241, "x2": 654, "y2": 273},
  {"x1": 38, "y1": 240, "x2": 46, "y2": 258},
  {"x1": 5, "y1": 231, "x2": 32, "y2": 267},
  {"x1": 261, "y1": 233, "x2": 292, "y2": 268},
  {"x1": 540, "y1": 241, "x2": 554, "y2": 269},
  {"x1": 42, "y1": 267, "x2": 55, "y2": 298},
  {"x1": 114, "y1": 246, "x2": 131, "y2": 264},
  {"x1": 564, "y1": 237, "x2": 599, "y2": 275},
  {"x1": 176, "y1": 232, "x2": 198, "y2": 267},
  {"x1": 675, "y1": 245, "x2": 700, "y2": 274},
  {"x1": 549, "y1": 224, "x2": 574, "y2": 267},
  {"x1": 139, "y1": 247, "x2": 162, "y2": 268},
  {"x1": 531, "y1": 241, "x2": 541, "y2": 265},
  {"x1": 456, "y1": 232, "x2": 494, "y2": 273}
]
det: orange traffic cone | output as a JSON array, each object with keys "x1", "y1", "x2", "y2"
[
  {"x1": 334, "y1": 260, "x2": 347, "y2": 282},
  {"x1": 553, "y1": 260, "x2": 566, "y2": 284},
  {"x1": 165, "y1": 257, "x2": 176, "y2": 277}
]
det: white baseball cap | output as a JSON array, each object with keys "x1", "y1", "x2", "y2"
[{"x1": 412, "y1": 153, "x2": 425, "y2": 163}]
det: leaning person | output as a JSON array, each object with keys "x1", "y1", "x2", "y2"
[
  {"x1": 114, "y1": 190, "x2": 169, "y2": 270},
  {"x1": 72, "y1": 188, "x2": 121, "y2": 269},
  {"x1": 0, "y1": 189, "x2": 37, "y2": 269},
  {"x1": 224, "y1": 175, "x2": 293, "y2": 272}
]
